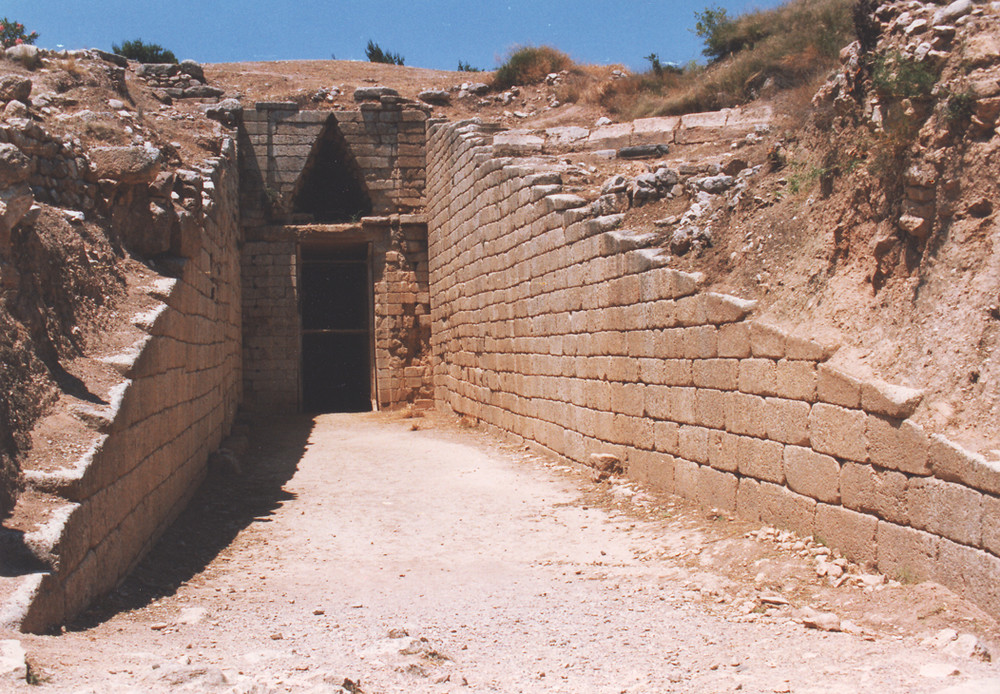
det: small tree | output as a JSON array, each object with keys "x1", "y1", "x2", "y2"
[
  {"x1": 0, "y1": 18, "x2": 38, "y2": 49},
  {"x1": 112, "y1": 39, "x2": 178, "y2": 64},
  {"x1": 365, "y1": 40, "x2": 404, "y2": 66},
  {"x1": 457, "y1": 60, "x2": 482, "y2": 73}
]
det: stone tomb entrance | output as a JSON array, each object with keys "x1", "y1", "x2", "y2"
[
  {"x1": 299, "y1": 243, "x2": 374, "y2": 412},
  {"x1": 239, "y1": 102, "x2": 433, "y2": 414}
]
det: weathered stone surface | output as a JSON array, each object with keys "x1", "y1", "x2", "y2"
[
  {"x1": 0, "y1": 74, "x2": 31, "y2": 103},
  {"x1": 88, "y1": 146, "x2": 162, "y2": 184},
  {"x1": 815, "y1": 504, "x2": 877, "y2": 566},
  {"x1": 178, "y1": 60, "x2": 205, "y2": 82},
  {"x1": 136, "y1": 63, "x2": 181, "y2": 79},
  {"x1": 934, "y1": 0, "x2": 973, "y2": 26},
  {"x1": 810, "y1": 403, "x2": 867, "y2": 462},
  {"x1": 841, "y1": 462, "x2": 908, "y2": 524},
  {"x1": 418, "y1": 89, "x2": 450, "y2": 106},
  {"x1": 2, "y1": 99, "x2": 27, "y2": 119},
  {"x1": 860, "y1": 379, "x2": 923, "y2": 418},
  {"x1": 181, "y1": 85, "x2": 224, "y2": 99},
  {"x1": 4, "y1": 44, "x2": 39, "y2": 67},
  {"x1": 0, "y1": 183, "x2": 35, "y2": 250},
  {"x1": 737, "y1": 478, "x2": 816, "y2": 537},
  {"x1": 877, "y1": 521, "x2": 939, "y2": 583},
  {"x1": 494, "y1": 130, "x2": 544, "y2": 155},
  {"x1": 929, "y1": 435, "x2": 1000, "y2": 495},
  {"x1": 0, "y1": 142, "x2": 32, "y2": 188},
  {"x1": 785, "y1": 446, "x2": 839, "y2": 503},
  {"x1": 354, "y1": 86, "x2": 400, "y2": 101},
  {"x1": 866, "y1": 416, "x2": 930, "y2": 475},
  {"x1": 907, "y1": 477, "x2": 983, "y2": 547}
]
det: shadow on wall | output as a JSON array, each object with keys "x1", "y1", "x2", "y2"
[
  {"x1": 64, "y1": 415, "x2": 315, "y2": 630},
  {"x1": 291, "y1": 119, "x2": 373, "y2": 223}
]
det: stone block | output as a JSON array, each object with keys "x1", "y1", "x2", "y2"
[
  {"x1": 736, "y1": 435, "x2": 785, "y2": 484},
  {"x1": 704, "y1": 293, "x2": 756, "y2": 324},
  {"x1": 815, "y1": 504, "x2": 878, "y2": 567},
  {"x1": 661, "y1": 359, "x2": 694, "y2": 387},
  {"x1": 725, "y1": 392, "x2": 768, "y2": 438},
  {"x1": 810, "y1": 403, "x2": 867, "y2": 462},
  {"x1": 692, "y1": 359, "x2": 738, "y2": 390},
  {"x1": 785, "y1": 334, "x2": 833, "y2": 361},
  {"x1": 750, "y1": 321, "x2": 786, "y2": 358},
  {"x1": 774, "y1": 360, "x2": 816, "y2": 402},
  {"x1": 683, "y1": 326, "x2": 718, "y2": 358},
  {"x1": 983, "y1": 495, "x2": 1000, "y2": 557},
  {"x1": 678, "y1": 425, "x2": 710, "y2": 464},
  {"x1": 737, "y1": 478, "x2": 816, "y2": 537},
  {"x1": 929, "y1": 434, "x2": 1000, "y2": 495},
  {"x1": 695, "y1": 388, "x2": 727, "y2": 429},
  {"x1": 866, "y1": 416, "x2": 930, "y2": 475},
  {"x1": 817, "y1": 363, "x2": 862, "y2": 408},
  {"x1": 674, "y1": 456, "x2": 700, "y2": 501},
  {"x1": 935, "y1": 540, "x2": 1000, "y2": 619},
  {"x1": 907, "y1": 477, "x2": 983, "y2": 547},
  {"x1": 671, "y1": 387, "x2": 698, "y2": 425},
  {"x1": 876, "y1": 521, "x2": 939, "y2": 583},
  {"x1": 738, "y1": 359, "x2": 776, "y2": 396},
  {"x1": 860, "y1": 379, "x2": 923, "y2": 419},
  {"x1": 629, "y1": 450, "x2": 675, "y2": 494},
  {"x1": 653, "y1": 420, "x2": 680, "y2": 454},
  {"x1": 841, "y1": 462, "x2": 908, "y2": 524},
  {"x1": 784, "y1": 445, "x2": 840, "y2": 503},
  {"x1": 707, "y1": 431, "x2": 739, "y2": 473},
  {"x1": 763, "y1": 397, "x2": 810, "y2": 446},
  {"x1": 717, "y1": 322, "x2": 751, "y2": 358},
  {"x1": 697, "y1": 465, "x2": 738, "y2": 512}
]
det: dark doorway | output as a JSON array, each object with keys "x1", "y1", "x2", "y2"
[{"x1": 300, "y1": 245, "x2": 373, "y2": 412}]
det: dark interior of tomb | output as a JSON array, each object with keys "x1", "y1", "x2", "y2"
[
  {"x1": 292, "y1": 123, "x2": 373, "y2": 223},
  {"x1": 300, "y1": 245, "x2": 373, "y2": 412}
]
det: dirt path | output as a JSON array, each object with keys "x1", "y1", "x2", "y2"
[{"x1": 9, "y1": 412, "x2": 1000, "y2": 693}]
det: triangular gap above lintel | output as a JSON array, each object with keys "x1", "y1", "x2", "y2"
[{"x1": 291, "y1": 116, "x2": 373, "y2": 223}]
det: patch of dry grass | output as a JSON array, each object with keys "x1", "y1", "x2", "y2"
[{"x1": 599, "y1": 0, "x2": 855, "y2": 117}]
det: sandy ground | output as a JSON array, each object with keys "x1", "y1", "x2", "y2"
[{"x1": 9, "y1": 412, "x2": 1000, "y2": 693}]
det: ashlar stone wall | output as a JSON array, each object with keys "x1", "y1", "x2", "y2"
[
  {"x1": 425, "y1": 119, "x2": 1000, "y2": 617},
  {"x1": 10, "y1": 145, "x2": 242, "y2": 631}
]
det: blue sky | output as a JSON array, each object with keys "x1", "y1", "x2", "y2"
[{"x1": 5, "y1": 1, "x2": 784, "y2": 71}]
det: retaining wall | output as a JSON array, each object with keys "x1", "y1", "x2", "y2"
[
  {"x1": 425, "y1": 119, "x2": 1000, "y2": 617},
  {"x1": 10, "y1": 143, "x2": 242, "y2": 631}
]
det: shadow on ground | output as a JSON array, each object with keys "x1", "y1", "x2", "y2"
[{"x1": 67, "y1": 414, "x2": 315, "y2": 630}]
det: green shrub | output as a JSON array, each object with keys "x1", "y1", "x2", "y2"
[
  {"x1": 365, "y1": 40, "x2": 404, "y2": 66},
  {"x1": 945, "y1": 89, "x2": 976, "y2": 124},
  {"x1": 695, "y1": 6, "x2": 768, "y2": 62},
  {"x1": 457, "y1": 60, "x2": 482, "y2": 72},
  {"x1": 0, "y1": 17, "x2": 38, "y2": 48},
  {"x1": 872, "y1": 50, "x2": 938, "y2": 100},
  {"x1": 493, "y1": 45, "x2": 573, "y2": 89},
  {"x1": 112, "y1": 39, "x2": 177, "y2": 64}
]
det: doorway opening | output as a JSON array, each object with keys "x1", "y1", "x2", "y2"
[{"x1": 299, "y1": 244, "x2": 374, "y2": 413}]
